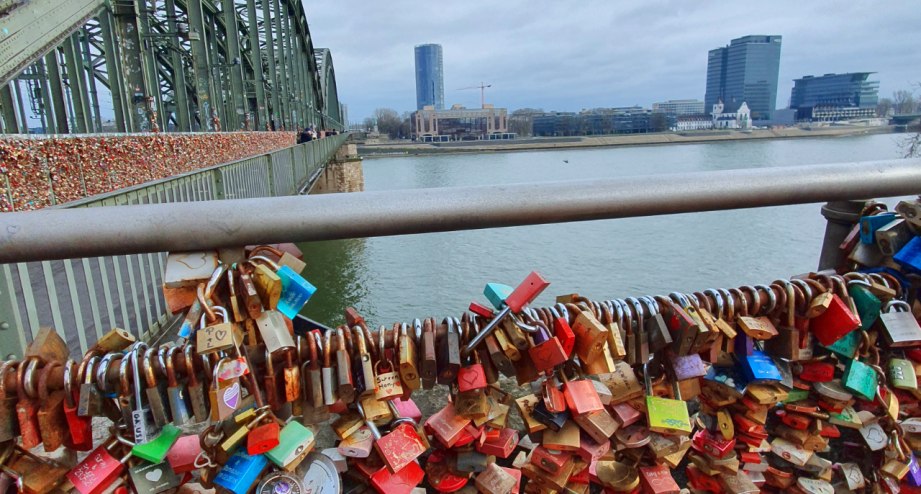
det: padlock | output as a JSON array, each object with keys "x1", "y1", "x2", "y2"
[
  {"x1": 128, "y1": 460, "x2": 181, "y2": 493},
  {"x1": 641, "y1": 297, "x2": 673, "y2": 353},
  {"x1": 335, "y1": 327, "x2": 356, "y2": 404},
  {"x1": 279, "y1": 347, "x2": 300, "y2": 403},
  {"x1": 209, "y1": 357, "x2": 242, "y2": 421},
  {"x1": 458, "y1": 346, "x2": 488, "y2": 393},
  {"x1": 332, "y1": 411, "x2": 365, "y2": 439},
  {"x1": 860, "y1": 211, "x2": 898, "y2": 244},
  {"x1": 24, "y1": 326, "x2": 69, "y2": 363},
  {"x1": 164, "y1": 251, "x2": 220, "y2": 289},
  {"x1": 61, "y1": 359, "x2": 92, "y2": 450},
  {"x1": 425, "y1": 401, "x2": 471, "y2": 448},
  {"x1": 573, "y1": 407, "x2": 619, "y2": 444},
  {"x1": 741, "y1": 350, "x2": 783, "y2": 382},
  {"x1": 570, "y1": 305, "x2": 609, "y2": 363},
  {"x1": 214, "y1": 450, "x2": 269, "y2": 494},
  {"x1": 476, "y1": 463, "x2": 518, "y2": 494},
  {"x1": 421, "y1": 318, "x2": 438, "y2": 389},
  {"x1": 160, "y1": 347, "x2": 190, "y2": 426},
  {"x1": 842, "y1": 358, "x2": 877, "y2": 401},
  {"x1": 393, "y1": 321, "x2": 420, "y2": 391},
  {"x1": 132, "y1": 423, "x2": 181, "y2": 464},
  {"x1": 880, "y1": 300, "x2": 921, "y2": 347},
  {"x1": 263, "y1": 348, "x2": 285, "y2": 410},
  {"x1": 438, "y1": 317, "x2": 462, "y2": 385},
  {"x1": 477, "y1": 427, "x2": 519, "y2": 458},
  {"x1": 0, "y1": 362, "x2": 19, "y2": 444},
  {"x1": 265, "y1": 420, "x2": 316, "y2": 470},
  {"x1": 514, "y1": 394, "x2": 548, "y2": 434},
  {"x1": 248, "y1": 255, "x2": 317, "y2": 318},
  {"x1": 643, "y1": 360, "x2": 691, "y2": 435},
  {"x1": 598, "y1": 361, "x2": 645, "y2": 404},
  {"x1": 197, "y1": 305, "x2": 242, "y2": 354},
  {"x1": 237, "y1": 268, "x2": 264, "y2": 319},
  {"x1": 560, "y1": 367, "x2": 603, "y2": 416},
  {"x1": 375, "y1": 358, "x2": 404, "y2": 401},
  {"x1": 142, "y1": 347, "x2": 171, "y2": 428},
  {"x1": 66, "y1": 436, "x2": 132, "y2": 494},
  {"x1": 248, "y1": 244, "x2": 307, "y2": 274},
  {"x1": 810, "y1": 293, "x2": 860, "y2": 346},
  {"x1": 349, "y1": 326, "x2": 375, "y2": 396},
  {"x1": 165, "y1": 434, "x2": 202, "y2": 474},
  {"x1": 89, "y1": 327, "x2": 137, "y2": 354},
  {"x1": 256, "y1": 309, "x2": 296, "y2": 353},
  {"x1": 15, "y1": 357, "x2": 42, "y2": 450},
  {"x1": 338, "y1": 426, "x2": 374, "y2": 458},
  {"x1": 639, "y1": 464, "x2": 680, "y2": 494},
  {"x1": 183, "y1": 345, "x2": 209, "y2": 423},
  {"x1": 527, "y1": 320, "x2": 568, "y2": 372},
  {"x1": 35, "y1": 361, "x2": 68, "y2": 452}
]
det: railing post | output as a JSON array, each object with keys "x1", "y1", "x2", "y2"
[
  {"x1": 265, "y1": 152, "x2": 276, "y2": 196},
  {"x1": 0, "y1": 266, "x2": 26, "y2": 358},
  {"x1": 211, "y1": 168, "x2": 226, "y2": 200},
  {"x1": 818, "y1": 200, "x2": 868, "y2": 271},
  {"x1": 291, "y1": 145, "x2": 299, "y2": 193}
]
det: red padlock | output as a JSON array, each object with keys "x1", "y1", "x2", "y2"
[
  {"x1": 247, "y1": 420, "x2": 281, "y2": 455},
  {"x1": 166, "y1": 434, "x2": 202, "y2": 474},
  {"x1": 810, "y1": 294, "x2": 860, "y2": 346},
  {"x1": 798, "y1": 362, "x2": 835, "y2": 382},
  {"x1": 63, "y1": 360, "x2": 93, "y2": 451},
  {"x1": 553, "y1": 316, "x2": 576, "y2": 358},
  {"x1": 66, "y1": 438, "x2": 131, "y2": 494},
  {"x1": 476, "y1": 427, "x2": 519, "y2": 458}
]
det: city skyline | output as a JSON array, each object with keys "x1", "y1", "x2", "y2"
[{"x1": 303, "y1": 1, "x2": 921, "y2": 121}]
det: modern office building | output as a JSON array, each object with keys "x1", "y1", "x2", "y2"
[
  {"x1": 652, "y1": 99, "x2": 705, "y2": 115},
  {"x1": 789, "y1": 72, "x2": 879, "y2": 121},
  {"x1": 705, "y1": 35, "x2": 782, "y2": 121},
  {"x1": 531, "y1": 108, "x2": 675, "y2": 136},
  {"x1": 414, "y1": 44, "x2": 444, "y2": 110},
  {"x1": 412, "y1": 104, "x2": 508, "y2": 141}
]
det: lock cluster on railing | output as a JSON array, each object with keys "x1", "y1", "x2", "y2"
[
  {"x1": 5, "y1": 198, "x2": 921, "y2": 493},
  {"x1": 0, "y1": 132, "x2": 295, "y2": 211}
]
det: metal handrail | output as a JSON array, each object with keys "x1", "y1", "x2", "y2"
[{"x1": 1, "y1": 158, "x2": 918, "y2": 263}]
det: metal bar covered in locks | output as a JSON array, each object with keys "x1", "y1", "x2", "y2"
[{"x1": 1, "y1": 158, "x2": 921, "y2": 263}]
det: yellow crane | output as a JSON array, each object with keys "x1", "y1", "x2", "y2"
[{"x1": 457, "y1": 82, "x2": 492, "y2": 108}]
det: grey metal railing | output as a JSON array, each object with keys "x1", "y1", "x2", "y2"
[{"x1": 0, "y1": 134, "x2": 348, "y2": 356}]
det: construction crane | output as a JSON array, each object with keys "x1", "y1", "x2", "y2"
[{"x1": 457, "y1": 82, "x2": 492, "y2": 108}]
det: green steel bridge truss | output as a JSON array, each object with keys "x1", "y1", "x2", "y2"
[{"x1": 0, "y1": 0, "x2": 343, "y2": 134}]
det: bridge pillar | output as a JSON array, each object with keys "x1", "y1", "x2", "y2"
[
  {"x1": 112, "y1": 2, "x2": 153, "y2": 132},
  {"x1": 310, "y1": 143, "x2": 364, "y2": 194}
]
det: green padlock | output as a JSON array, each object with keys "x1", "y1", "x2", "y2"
[
  {"x1": 842, "y1": 359, "x2": 877, "y2": 401},
  {"x1": 889, "y1": 358, "x2": 918, "y2": 391},
  {"x1": 132, "y1": 424, "x2": 182, "y2": 464},
  {"x1": 848, "y1": 281, "x2": 881, "y2": 331},
  {"x1": 265, "y1": 421, "x2": 316, "y2": 470},
  {"x1": 822, "y1": 330, "x2": 861, "y2": 360},
  {"x1": 643, "y1": 361, "x2": 691, "y2": 435}
]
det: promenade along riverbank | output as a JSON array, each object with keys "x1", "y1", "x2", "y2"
[{"x1": 358, "y1": 125, "x2": 897, "y2": 157}]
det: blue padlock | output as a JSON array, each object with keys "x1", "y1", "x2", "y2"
[
  {"x1": 704, "y1": 365, "x2": 748, "y2": 396},
  {"x1": 214, "y1": 451, "x2": 268, "y2": 494},
  {"x1": 740, "y1": 350, "x2": 782, "y2": 383},
  {"x1": 483, "y1": 283, "x2": 514, "y2": 310},
  {"x1": 859, "y1": 213, "x2": 896, "y2": 244},
  {"x1": 276, "y1": 265, "x2": 317, "y2": 319},
  {"x1": 895, "y1": 236, "x2": 921, "y2": 274}
]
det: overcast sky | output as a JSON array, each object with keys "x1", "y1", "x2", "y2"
[{"x1": 303, "y1": 1, "x2": 921, "y2": 122}]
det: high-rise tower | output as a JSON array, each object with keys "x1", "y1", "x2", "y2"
[
  {"x1": 705, "y1": 35, "x2": 782, "y2": 120},
  {"x1": 415, "y1": 44, "x2": 444, "y2": 110}
]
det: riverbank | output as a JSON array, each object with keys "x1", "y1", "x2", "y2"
[{"x1": 358, "y1": 125, "x2": 895, "y2": 158}]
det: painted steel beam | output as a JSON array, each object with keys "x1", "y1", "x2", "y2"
[
  {"x1": 0, "y1": 84, "x2": 20, "y2": 133},
  {"x1": 99, "y1": 10, "x2": 128, "y2": 132},
  {"x1": 165, "y1": 0, "x2": 192, "y2": 131},
  {"x1": 36, "y1": 59, "x2": 57, "y2": 134},
  {"x1": 62, "y1": 34, "x2": 91, "y2": 133},
  {"x1": 221, "y1": 0, "x2": 245, "y2": 129},
  {"x1": 80, "y1": 29, "x2": 104, "y2": 131},
  {"x1": 0, "y1": 0, "x2": 105, "y2": 87},
  {"x1": 245, "y1": 0, "x2": 266, "y2": 129},
  {"x1": 45, "y1": 50, "x2": 70, "y2": 133},
  {"x1": 184, "y1": 0, "x2": 215, "y2": 130},
  {"x1": 261, "y1": 0, "x2": 280, "y2": 129},
  {"x1": 271, "y1": 0, "x2": 289, "y2": 128}
]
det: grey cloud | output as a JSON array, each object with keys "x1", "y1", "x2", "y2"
[{"x1": 303, "y1": 0, "x2": 921, "y2": 121}]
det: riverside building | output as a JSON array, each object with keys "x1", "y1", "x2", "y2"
[
  {"x1": 415, "y1": 44, "x2": 444, "y2": 110},
  {"x1": 789, "y1": 72, "x2": 879, "y2": 122},
  {"x1": 705, "y1": 35, "x2": 782, "y2": 121}
]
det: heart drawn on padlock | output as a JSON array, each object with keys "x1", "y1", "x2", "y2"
[
  {"x1": 223, "y1": 382, "x2": 240, "y2": 409},
  {"x1": 145, "y1": 468, "x2": 163, "y2": 482},
  {"x1": 458, "y1": 370, "x2": 479, "y2": 388},
  {"x1": 215, "y1": 329, "x2": 227, "y2": 341}
]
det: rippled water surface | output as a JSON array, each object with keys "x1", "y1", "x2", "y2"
[{"x1": 299, "y1": 133, "x2": 908, "y2": 326}]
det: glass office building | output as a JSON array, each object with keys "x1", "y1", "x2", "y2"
[
  {"x1": 789, "y1": 72, "x2": 879, "y2": 121},
  {"x1": 415, "y1": 44, "x2": 444, "y2": 110},
  {"x1": 705, "y1": 35, "x2": 782, "y2": 121}
]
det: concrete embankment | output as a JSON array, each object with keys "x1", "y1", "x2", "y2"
[{"x1": 358, "y1": 126, "x2": 896, "y2": 158}]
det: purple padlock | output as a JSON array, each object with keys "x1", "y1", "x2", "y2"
[{"x1": 909, "y1": 454, "x2": 921, "y2": 487}]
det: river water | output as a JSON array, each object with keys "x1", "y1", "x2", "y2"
[{"x1": 299, "y1": 133, "x2": 909, "y2": 327}]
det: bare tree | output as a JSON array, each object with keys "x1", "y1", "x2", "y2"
[
  {"x1": 373, "y1": 108, "x2": 403, "y2": 138},
  {"x1": 894, "y1": 90, "x2": 916, "y2": 115},
  {"x1": 877, "y1": 98, "x2": 893, "y2": 117}
]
